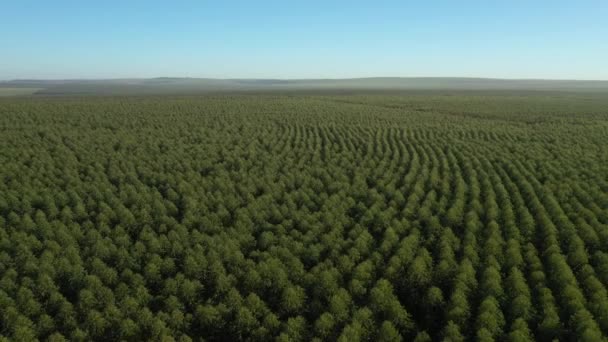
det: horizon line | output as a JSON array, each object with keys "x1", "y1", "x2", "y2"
[{"x1": 3, "y1": 76, "x2": 608, "y2": 82}]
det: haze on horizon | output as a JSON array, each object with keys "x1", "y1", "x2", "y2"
[{"x1": 2, "y1": 1, "x2": 607, "y2": 81}]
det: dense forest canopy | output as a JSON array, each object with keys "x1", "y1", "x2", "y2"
[{"x1": 1, "y1": 93, "x2": 608, "y2": 341}]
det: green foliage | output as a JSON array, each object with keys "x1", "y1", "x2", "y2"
[
  {"x1": 1, "y1": 93, "x2": 608, "y2": 340},
  {"x1": 377, "y1": 321, "x2": 402, "y2": 342}
]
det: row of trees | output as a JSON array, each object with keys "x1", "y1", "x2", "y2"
[{"x1": 1, "y1": 94, "x2": 607, "y2": 340}]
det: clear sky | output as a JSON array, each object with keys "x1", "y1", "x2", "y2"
[{"x1": 2, "y1": 1, "x2": 607, "y2": 80}]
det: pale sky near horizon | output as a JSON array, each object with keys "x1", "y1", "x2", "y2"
[{"x1": 1, "y1": 1, "x2": 607, "y2": 80}]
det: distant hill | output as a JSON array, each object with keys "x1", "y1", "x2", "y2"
[{"x1": 2, "y1": 77, "x2": 608, "y2": 96}]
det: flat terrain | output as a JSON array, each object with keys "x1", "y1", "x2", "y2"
[
  {"x1": 1, "y1": 93, "x2": 608, "y2": 341},
  {"x1": 2, "y1": 77, "x2": 608, "y2": 96},
  {"x1": 0, "y1": 88, "x2": 43, "y2": 97}
]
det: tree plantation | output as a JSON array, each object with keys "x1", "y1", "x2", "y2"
[{"x1": 1, "y1": 93, "x2": 608, "y2": 341}]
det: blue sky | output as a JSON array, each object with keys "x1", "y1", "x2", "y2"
[{"x1": 1, "y1": 1, "x2": 607, "y2": 80}]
